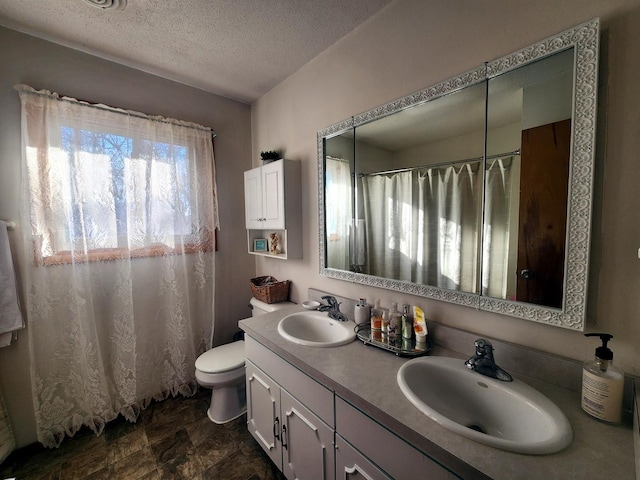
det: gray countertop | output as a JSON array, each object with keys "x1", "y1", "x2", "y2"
[{"x1": 239, "y1": 305, "x2": 635, "y2": 480}]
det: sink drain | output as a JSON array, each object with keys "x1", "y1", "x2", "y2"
[{"x1": 467, "y1": 424, "x2": 486, "y2": 434}]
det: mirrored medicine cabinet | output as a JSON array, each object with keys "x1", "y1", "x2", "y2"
[{"x1": 317, "y1": 19, "x2": 600, "y2": 331}]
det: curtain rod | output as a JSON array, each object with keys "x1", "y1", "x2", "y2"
[
  {"x1": 358, "y1": 149, "x2": 520, "y2": 177},
  {"x1": 14, "y1": 84, "x2": 216, "y2": 138}
]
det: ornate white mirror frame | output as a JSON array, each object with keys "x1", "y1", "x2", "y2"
[{"x1": 317, "y1": 19, "x2": 599, "y2": 331}]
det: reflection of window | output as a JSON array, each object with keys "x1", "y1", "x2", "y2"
[
  {"x1": 325, "y1": 156, "x2": 352, "y2": 241},
  {"x1": 325, "y1": 156, "x2": 352, "y2": 270},
  {"x1": 20, "y1": 87, "x2": 217, "y2": 266}
]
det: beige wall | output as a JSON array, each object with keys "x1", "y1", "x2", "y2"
[
  {"x1": 252, "y1": 0, "x2": 640, "y2": 376},
  {"x1": 0, "y1": 26, "x2": 255, "y2": 446}
]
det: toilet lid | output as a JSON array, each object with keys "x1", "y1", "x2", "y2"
[{"x1": 196, "y1": 340, "x2": 245, "y2": 373}]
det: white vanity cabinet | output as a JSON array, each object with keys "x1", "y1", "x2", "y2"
[
  {"x1": 245, "y1": 337, "x2": 334, "y2": 479},
  {"x1": 335, "y1": 397, "x2": 459, "y2": 480},
  {"x1": 244, "y1": 159, "x2": 301, "y2": 259}
]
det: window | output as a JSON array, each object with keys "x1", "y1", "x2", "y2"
[{"x1": 18, "y1": 85, "x2": 218, "y2": 266}]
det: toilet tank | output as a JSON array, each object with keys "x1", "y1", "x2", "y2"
[{"x1": 250, "y1": 297, "x2": 294, "y2": 317}]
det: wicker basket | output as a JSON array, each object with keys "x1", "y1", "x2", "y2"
[{"x1": 250, "y1": 276, "x2": 290, "y2": 304}]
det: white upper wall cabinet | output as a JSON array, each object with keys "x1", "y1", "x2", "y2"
[
  {"x1": 244, "y1": 159, "x2": 302, "y2": 259},
  {"x1": 245, "y1": 160, "x2": 286, "y2": 229}
]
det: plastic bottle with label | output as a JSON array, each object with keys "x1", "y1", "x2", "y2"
[
  {"x1": 581, "y1": 333, "x2": 624, "y2": 424},
  {"x1": 370, "y1": 299, "x2": 383, "y2": 331},
  {"x1": 401, "y1": 304, "x2": 412, "y2": 340},
  {"x1": 388, "y1": 302, "x2": 401, "y2": 343}
]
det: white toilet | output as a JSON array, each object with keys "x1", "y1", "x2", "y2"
[{"x1": 194, "y1": 297, "x2": 293, "y2": 423}]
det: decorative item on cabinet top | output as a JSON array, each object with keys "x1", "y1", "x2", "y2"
[{"x1": 260, "y1": 150, "x2": 282, "y2": 164}]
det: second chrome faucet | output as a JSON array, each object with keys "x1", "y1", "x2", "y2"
[{"x1": 465, "y1": 338, "x2": 513, "y2": 382}]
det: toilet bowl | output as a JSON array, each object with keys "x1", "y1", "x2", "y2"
[{"x1": 195, "y1": 297, "x2": 293, "y2": 423}]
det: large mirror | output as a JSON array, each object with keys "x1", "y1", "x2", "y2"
[{"x1": 318, "y1": 19, "x2": 599, "y2": 330}]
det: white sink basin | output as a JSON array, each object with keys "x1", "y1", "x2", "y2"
[
  {"x1": 277, "y1": 311, "x2": 356, "y2": 347},
  {"x1": 397, "y1": 356, "x2": 572, "y2": 455}
]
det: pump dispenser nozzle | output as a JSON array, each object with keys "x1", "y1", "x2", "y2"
[{"x1": 585, "y1": 333, "x2": 614, "y2": 362}]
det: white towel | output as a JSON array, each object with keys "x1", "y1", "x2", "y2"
[{"x1": 0, "y1": 221, "x2": 24, "y2": 347}]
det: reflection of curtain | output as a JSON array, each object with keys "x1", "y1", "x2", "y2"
[
  {"x1": 325, "y1": 156, "x2": 352, "y2": 270},
  {"x1": 483, "y1": 157, "x2": 513, "y2": 297},
  {"x1": 362, "y1": 162, "x2": 480, "y2": 291},
  {"x1": 18, "y1": 85, "x2": 218, "y2": 448}
]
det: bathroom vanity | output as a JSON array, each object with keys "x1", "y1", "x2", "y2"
[{"x1": 239, "y1": 305, "x2": 635, "y2": 480}]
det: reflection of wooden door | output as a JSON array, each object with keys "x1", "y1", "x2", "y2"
[{"x1": 516, "y1": 119, "x2": 571, "y2": 308}]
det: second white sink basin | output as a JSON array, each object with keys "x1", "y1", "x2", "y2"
[
  {"x1": 397, "y1": 356, "x2": 572, "y2": 455},
  {"x1": 277, "y1": 311, "x2": 356, "y2": 347}
]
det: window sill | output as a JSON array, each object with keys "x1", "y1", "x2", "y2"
[{"x1": 38, "y1": 243, "x2": 213, "y2": 266}]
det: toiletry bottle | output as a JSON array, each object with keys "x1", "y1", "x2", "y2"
[
  {"x1": 370, "y1": 299, "x2": 383, "y2": 331},
  {"x1": 381, "y1": 308, "x2": 390, "y2": 334},
  {"x1": 412, "y1": 305, "x2": 427, "y2": 344},
  {"x1": 581, "y1": 333, "x2": 624, "y2": 424},
  {"x1": 354, "y1": 298, "x2": 370, "y2": 325},
  {"x1": 388, "y1": 302, "x2": 401, "y2": 342},
  {"x1": 401, "y1": 304, "x2": 412, "y2": 340}
]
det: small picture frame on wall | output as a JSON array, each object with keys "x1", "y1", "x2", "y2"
[{"x1": 254, "y1": 238, "x2": 268, "y2": 252}]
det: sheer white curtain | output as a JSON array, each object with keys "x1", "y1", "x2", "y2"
[
  {"x1": 361, "y1": 162, "x2": 481, "y2": 291},
  {"x1": 325, "y1": 156, "x2": 352, "y2": 270},
  {"x1": 17, "y1": 85, "x2": 219, "y2": 448},
  {"x1": 483, "y1": 157, "x2": 514, "y2": 298}
]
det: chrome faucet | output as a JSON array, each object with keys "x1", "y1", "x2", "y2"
[
  {"x1": 465, "y1": 338, "x2": 513, "y2": 382},
  {"x1": 318, "y1": 295, "x2": 349, "y2": 322}
]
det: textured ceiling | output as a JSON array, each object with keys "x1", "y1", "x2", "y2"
[{"x1": 0, "y1": 0, "x2": 393, "y2": 103}]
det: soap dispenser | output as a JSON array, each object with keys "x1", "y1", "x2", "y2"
[{"x1": 581, "y1": 333, "x2": 624, "y2": 424}]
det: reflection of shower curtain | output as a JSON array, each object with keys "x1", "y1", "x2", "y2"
[
  {"x1": 483, "y1": 157, "x2": 513, "y2": 297},
  {"x1": 325, "y1": 156, "x2": 353, "y2": 270},
  {"x1": 362, "y1": 162, "x2": 481, "y2": 291}
]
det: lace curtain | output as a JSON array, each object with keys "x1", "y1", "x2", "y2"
[
  {"x1": 0, "y1": 389, "x2": 15, "y2": 462},
  {"x1": 17, "y1": 85, "x2": 219, "y2": 448},
  {"x1": 325, "y1": 156, "x2": 353, "y2": 270}
]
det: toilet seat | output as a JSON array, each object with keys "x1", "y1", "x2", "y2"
[{"x1": 195, "y1": 340, "x2": 245, "y2": 374}]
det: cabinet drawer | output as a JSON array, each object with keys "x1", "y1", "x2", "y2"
[
  {"x1": 335, "y1": 434, "x2": 391, "y2": 480},
  {"x1": 245, "y1": 337, "x2": 334, "y2": 426},
  {"x1": 336, "y1": 396, "x2": 456, "y2": 480}
]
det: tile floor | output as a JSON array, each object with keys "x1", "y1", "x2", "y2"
[{"x1": 0, "y1": 389, "x2": 285, "y2": 480}]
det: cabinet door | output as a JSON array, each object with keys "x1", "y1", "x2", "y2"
[
  {"x1": 261, "y1": 161, "x2": 285, "y2": 229},
  {"x1": 335, "y1": 435, "x2": 390, "y2": 480},
  {"x1": 244, "y1": 167, "x2": 264, "y2": 229},
  {"x1": 246, "y1": 361, "x2": 282, "y2": 468},
  {"x1": 281, "y1": 389, "x2": 334, "y2": 480}
]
